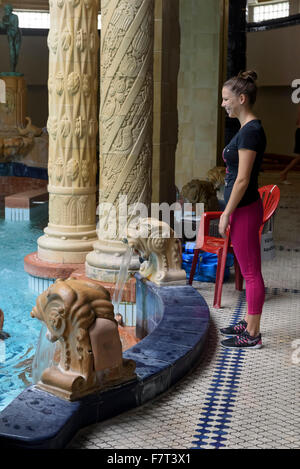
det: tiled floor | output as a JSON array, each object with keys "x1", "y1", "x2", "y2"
[{"x1": 69, "y1": 171, "x2": 300, "y2": 450}]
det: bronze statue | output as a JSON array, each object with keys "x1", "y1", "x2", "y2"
[{"x1": 0, "y1": 4, "x2": 22, "y2": 73}]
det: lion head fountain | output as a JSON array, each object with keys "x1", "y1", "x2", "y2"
[
  {"x1": 31, "y1": 278, "x2": 136, "y2": 401},
  {"x1": 127, "y1": 218, "x2": 187, "y2": 286}
]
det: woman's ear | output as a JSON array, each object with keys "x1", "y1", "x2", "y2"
[{"x1": 239, "y1": 93, "x2": 247, "y2": 105}]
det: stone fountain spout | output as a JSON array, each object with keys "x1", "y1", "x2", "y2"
[
  {"x1": 127, "y1": 218, "x2": 187, "y2": 286},
  {"x1": 30, "y1": 278, "x2": 136, "y2": 401}
]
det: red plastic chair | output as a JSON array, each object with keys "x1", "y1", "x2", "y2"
[
  {"x1": 258, "y1": 184, "x2": 281, "y2": 236},
  {"x1": 189, "y1": 184, "x2": 280, "y2": 308}
]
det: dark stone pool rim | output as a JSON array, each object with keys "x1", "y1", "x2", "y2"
[{"x1": 0, "y1": 275, "x2": 210, "y2": 449}]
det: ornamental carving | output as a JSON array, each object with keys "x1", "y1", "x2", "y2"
[
  {"x1": 59, "y1": 115, "x2": 71, "y2": 138},
  {"x1": 47, "y1": 116, "x2": 58, "y2": 140},
  {"x1": 61, "y1": 30, "x2": 73, "y2": 51},
  {"x1": 0, "y1": 135, "x2": 34, "y2": 162},
  {"x1": 55, "y1": 73, "x2": 64, "y2": 95},
  {"x1": 66, "y1": 159, "x2": 79, "y2": 181},
  {"x1": 68, "y1": 0, "x2": 81, "y2": 8},
  {"x1": 127, "y1": 218, "x2": 186, "y2": 286},
  {"x1": 67, "y1": 72, "x2": 81, "y2": 95},
  {"x1": 31, "y1": 278, "x2": 136, "y2": 401},
  {"x1": 48, "y1": 30, "x2": 59, "y2": 54},
  {"x1": 81, "y1": 160, "x2": 90, "y2": 182},
  {"x1": 18, "y1": 117, "x2": 43, "y2": 137},
  {"x1": 82, "y1": 74, "x2": 91, "y2": 97},
  {"x1": 49, "y1": 194, "x2": 95, "y2": 226},
  {"x1": 75, "y1": 117, "x2": 86, "y2": 138},
  {"x1": 0, "y1": 90, "x2": 15, "y2": 115},
  {"x1": 76, "y1": 29, "x2": 87, "y2": 51},
  {"x1": 55, "y1": 158, "x2": 64, "y2": 182}
]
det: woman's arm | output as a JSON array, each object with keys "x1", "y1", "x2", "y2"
[{"x1": 219, "y1": 148, "x2": 257, "y2": 237}]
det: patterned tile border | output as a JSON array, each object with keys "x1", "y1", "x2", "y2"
[{"x1": 192, "y1": 294, "x2": 245, "y2": 449}]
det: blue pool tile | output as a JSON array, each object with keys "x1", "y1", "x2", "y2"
[
  {"x1": 146, "y1": 326, "x2": 203, "y2": 348},
  {"x1": 125, "y1": 342, "x2": 184, "y2": 365},
  {"x1": 140, "y1": 371, "x2": 172, "y2": 404},
  {"x1": 0, "y1": 387, "x2": 80, "y2": 448},
  {"x1": 123, "y1": 351, "x2": 170, "y2": 380},
  {"x1": 158, "y1": 314, "x2": 209, "y2": 333},
  {"x1": 129, "y1": 336, "x2": 191, "y2": 362}
]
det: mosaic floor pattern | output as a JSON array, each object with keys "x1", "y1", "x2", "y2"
[{"x1": 69, "y1": 172, "x2": 300, "y2": 450}]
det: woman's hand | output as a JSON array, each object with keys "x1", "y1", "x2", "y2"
[{"x1": 219, "y1": 212, "x2": 230, "y2": 238}]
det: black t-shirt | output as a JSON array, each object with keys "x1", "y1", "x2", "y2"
[{"x1": 222, "y1": 119, "x2": 266, "y2": 208}]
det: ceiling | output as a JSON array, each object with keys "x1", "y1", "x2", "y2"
[
  {"x1": 1, "y1": 1, "x2": 101, "y2": 11},
  {"x1": 1, "y1": 1, "x2": 49, "y2": 10}
]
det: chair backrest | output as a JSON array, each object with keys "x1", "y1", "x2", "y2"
[{"x1": 258, "y1": 184, "x2": 280, "y2": 225}]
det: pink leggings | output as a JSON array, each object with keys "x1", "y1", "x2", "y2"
[{"x1": 230, "y1": 198, "x2": 265, "y2": 315}]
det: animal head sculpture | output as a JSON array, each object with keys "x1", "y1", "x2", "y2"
[
  {"x1": 31, "y1": 278, "x2": 136, "y2": 400},
  {"x1": 181, "y1": 179, "x2": 219, "y2": 212},
  {"x1": 206, "y1": 166, "x2": 226, "y2": 190},
  {"x1": 127, "y1": 218, "x2": 187, "y2": 286},
  {"x1": 0, "y1": 135, "x2": 33, "y2": 161},
  {"x1": 18, "y1": 117, "x2": 43, "y2": 138}
]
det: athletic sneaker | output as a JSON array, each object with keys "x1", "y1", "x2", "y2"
[
  {"x1": 220, "y1": 319, "x2": 247, "y2": 336},
  {"x1": 221, "y1": 330, "x2": 262, "y2": 349}
]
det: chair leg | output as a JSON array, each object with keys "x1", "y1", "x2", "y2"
[
  {"x1": 234, "y1": 255, "x2": 243, "y2": 291},
  {"x1": 189, "y1": 249, "x2": 200, "y2": 285},
  {"x1": 213, "y1": 247, "x2": 227, "y2": 308}
]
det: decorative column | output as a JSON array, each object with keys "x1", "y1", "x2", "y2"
[
  {"x1": 86, "y1": 0, "x2": 154, "y2": 282},
  {"x1": 37, "y1": 0, "x2": 99, "y2": 264}
]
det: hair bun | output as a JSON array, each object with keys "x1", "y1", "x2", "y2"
[{"x1": 238, "y1": 70, "x2": 258, "y2": 83}]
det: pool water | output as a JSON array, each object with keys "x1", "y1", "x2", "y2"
[{"x1": 0, "y1": 205, "x2": 48, "y2": 412}]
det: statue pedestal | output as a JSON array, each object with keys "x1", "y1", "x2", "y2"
[{"x1": 0, "y1": 74, "x2": 27, "y2": 137}]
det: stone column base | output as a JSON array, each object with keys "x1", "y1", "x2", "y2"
[
  {"x1": 85, "y1": 239, "x2": 140, "y2": 283},
  {"x1": 37, "y1": 227, "x2": 98, "y2": 264},
  {"x1": 24, "y1": 252, "x2": 83, "y2": 279}
]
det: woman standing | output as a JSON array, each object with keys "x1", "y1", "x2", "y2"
[{"x1": 219, "y1": 71, "x2": 266, "y2": 349}]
